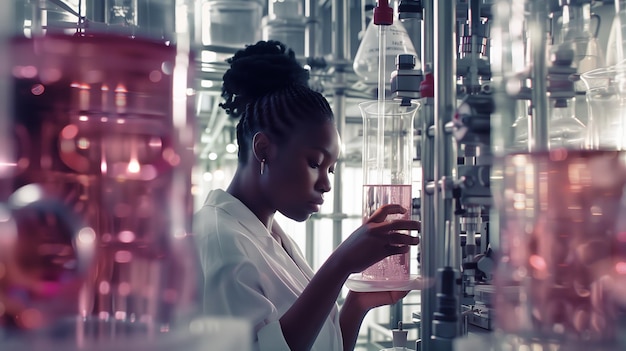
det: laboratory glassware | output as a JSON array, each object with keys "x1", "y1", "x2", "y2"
[
  {"x1": 359, "y1": 100, "x2": 419, "y2": 282},
  {"x1": 199, "y1": 0, "x2": 263, "y2": 49},
  {"x1": 493, "y1": 149, "x2": 626, "y2": 350},
  {"x1": 2, "y1": 0, "x2": 200, "y2": 345},
  {"x1": 581, "y1": 63, "x2": 626, "y2": 150},
  {"x1": 353, "y1": 9, "x2": 419, "y2": 92}
]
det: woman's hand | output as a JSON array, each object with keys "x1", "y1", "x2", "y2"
[
  {"x1": 346, "y1": 290, "x2": 410, "y2": 312},
  {"x1": 331, "y1": 204, "x2": 420, "y2": 274}
]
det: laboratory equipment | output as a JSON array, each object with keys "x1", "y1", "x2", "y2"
[
  {"x1": 606, "y1": 0, "x2": 626, "y2": 66},
  {"x1": 198, "y1": 0, "x2": 263, "y2": 50},
  {"x1": 489, "y1": 2, "x2": 626, "y2": 350},
  {"x1": 547, "y1": 40, "x2": 587, "y2": 149},
  {"x1": 494, "y1": 149, "x2": 626, "y2": 350},
  {"x1": 262, "y1": 0, "x2": 306, "y2": 57},
  {"x1": 2, "y1": 0, "x2": 200, "y2": 345},
  {"x1": 353, "y1": 0, "x2": 419, "y2": 95},
  {"x1": 357, "y1": 99, "x2": 419, "y2": 284},
  {"x1": 581, "y1": 62, "x2": 626, "y2": 150}
]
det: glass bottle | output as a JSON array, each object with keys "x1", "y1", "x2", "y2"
[
  {"x1": 359, "y1": 100, "x2": 419, "y2": 281},
  {"x1": 547, "y1": 98, "x2": 586, "y2": 149}
]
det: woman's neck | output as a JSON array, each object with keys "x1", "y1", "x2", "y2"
[{"x1": 227, "y1": 169, "x2": 275, "y2": 230}]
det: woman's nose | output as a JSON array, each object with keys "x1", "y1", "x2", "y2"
[{"x1": 317, "y1": 172, "x2": 332, "y2": 193}]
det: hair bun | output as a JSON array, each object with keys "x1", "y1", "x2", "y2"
[{"x1": 220, "y1": 41, "x2": 309, "y2": 117}]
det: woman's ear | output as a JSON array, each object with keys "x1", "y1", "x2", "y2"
[{"x1": 252, "y1": 132, "x2": 271, "y2": 163}]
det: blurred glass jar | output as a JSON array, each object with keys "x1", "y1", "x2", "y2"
[
  {"x1": 494, "y1": 150, "x2": 626, "y2": 350},
  {"x1": 1, "y1": 0, "x2": 200, "y2": 342},
  {"x1": 198, "y1": 0, "x2": 263, "y2": 49}
]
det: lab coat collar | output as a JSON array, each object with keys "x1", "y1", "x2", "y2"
[
  {"x1": 203, "y1": 190, "x2": 313, "y2": 279},
  {"x1": 204, "y1": 189, "x2": 273, "y2": 240}
]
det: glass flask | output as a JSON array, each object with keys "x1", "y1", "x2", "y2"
[
  {"x1": 359, "y1": 100, "x2": 419, "y2": 281},
  {"x1": 1, "y1": 0, "x2": 200, "y2": 345},
  {"x1": 606, "y1": 0, "x2": 626, "y2": 67},
  {"x1": 353, "y1": 14, "x2": 419, "y2": 90},
  {"x1": 494, "y1": 150, "x2": 626, "y2": 350}
]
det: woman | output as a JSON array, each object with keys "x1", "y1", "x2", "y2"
[{"x1": 194, "y1": 40, "x2": 421, "y2": 351}]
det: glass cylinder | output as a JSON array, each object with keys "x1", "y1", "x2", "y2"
[
  {"x1": 2, "y1": 0, "x2": 199, "y2": 343},
  {"x1": 199, "y1": 0, "x2": 263, "y2": 49},
  {"x1": 359, "y1": 100, "x2": 419, "y2": 281},
  {"x1": 261, "y1": 0, "x2": 306, "y2": 57},
  {"x1": 493, "y1": 150, "x2": 626, "y2": 350}
]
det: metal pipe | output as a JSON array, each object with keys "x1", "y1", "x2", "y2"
[
  {"x1": 305, "y1": 0, "x2": 322, "y2": 263},
  {"x1": 330, "y1": 0, "x2": 350, "y2": 249},
  {"x1": 419, "y1": 0, "x2": 437, "y2": 348},
  {"x1": 433, "y1": 0, "x2": 460, "y2": 347},
  {"x1": 529, "y1": 1, "x2": 549, "y2": 152},
  {"x1": 0, "y1": 0, "x2": 14, "y2": 198},
  {"x1": 304, "y1": 0, "x2": 320, "y2": 59}
]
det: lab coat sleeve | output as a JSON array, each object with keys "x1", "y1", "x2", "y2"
[{"x1": 198, "y1": 230, "x2": 290, "y2": 351}]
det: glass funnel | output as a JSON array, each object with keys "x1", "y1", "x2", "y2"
[{"x1": 359, "y1": 100, "x2": 419, "y2": 281}]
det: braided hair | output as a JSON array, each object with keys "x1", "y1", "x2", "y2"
[{"x1": 220, "y1": 40, "x2": 334, "y2": 163}]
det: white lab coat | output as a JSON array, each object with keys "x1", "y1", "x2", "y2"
[{"x1": 194, "y1": 189, "x2": 343, "y2": 351}]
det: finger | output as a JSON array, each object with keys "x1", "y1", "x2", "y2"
[
  {"x1": 376, "y1": 219, "x2": 420, "y2": 232},
  {"x1": 386, "y1": 244, "x2": 411, "y2": 255},
  {"x1": 389, "y1": 290, "x2": 410, "y2": 300},
  {"x1": 387, "y1": 232, "x2": 420, "y2": 246},
  {"x1": 367, "y1": 204, "x2": 407, "y2": 223}
]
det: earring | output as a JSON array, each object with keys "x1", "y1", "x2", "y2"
[{"x1": 260, "y1": 159, "x2": 265, "y2": 175}]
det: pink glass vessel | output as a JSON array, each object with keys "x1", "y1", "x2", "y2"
[
  {"x1": 1, "y1": 33, "x2": 198, "y2": 338},
  {"x1": 494, "y1": 149, "x2": 626, "y2": 350},
  {"x1": 359, "y1": 100, "x2": 419, "y2": 281}
]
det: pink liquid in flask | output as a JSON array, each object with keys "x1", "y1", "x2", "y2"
[
  {"x1": 4, "y1": 33, "x2": 199, "y2": 334},
  {"x1": 362, "y1": 184, "x2": 412, "y2": 280}
]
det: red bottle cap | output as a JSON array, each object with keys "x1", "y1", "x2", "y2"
[{"x1": 373, "y1": 1, "x2": 393, "y2": 25}]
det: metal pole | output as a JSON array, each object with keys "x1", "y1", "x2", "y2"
[
  {"x1": 331, "y1": 0, "x2": 350, "y2": 249},
  {"x1": 529, "y1": 1, "x2": 549, "y2": 152},
  {"x1": 419, "y1": 0, "x2": 436, "y2": 348},
  {"x1": 432, "y1": 0, "x2": 460, "y2": 348},
  {"x1": 305, "y1": 0, "x2": 320, "y2": 59},
  {"x1": 304, "y1": 0, "x2": 320, "y2": 268},
  {"x1": 434, "y1": 0, "x2": 459, "y2": 276},
  {"x1": 0, "y1": 1, "x2": 15, "y2": 200}
]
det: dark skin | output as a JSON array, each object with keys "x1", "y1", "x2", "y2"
[{"x1": 227, "y1": 120, "x2": 421, "y2": 351}]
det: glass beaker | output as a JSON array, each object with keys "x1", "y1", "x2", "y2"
[
  {"x1": 359, "y1": 100, "x2": 419, "y2": 281},
  {"x1": 581, "y1": 64, "x2": 626, "y2": 150},
  {"x1": 2, "y1": 0, "x2": 199, "y2": 342},
  {"x1": 493, "y1": 150, "x2": 626, "y2": 350}
]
